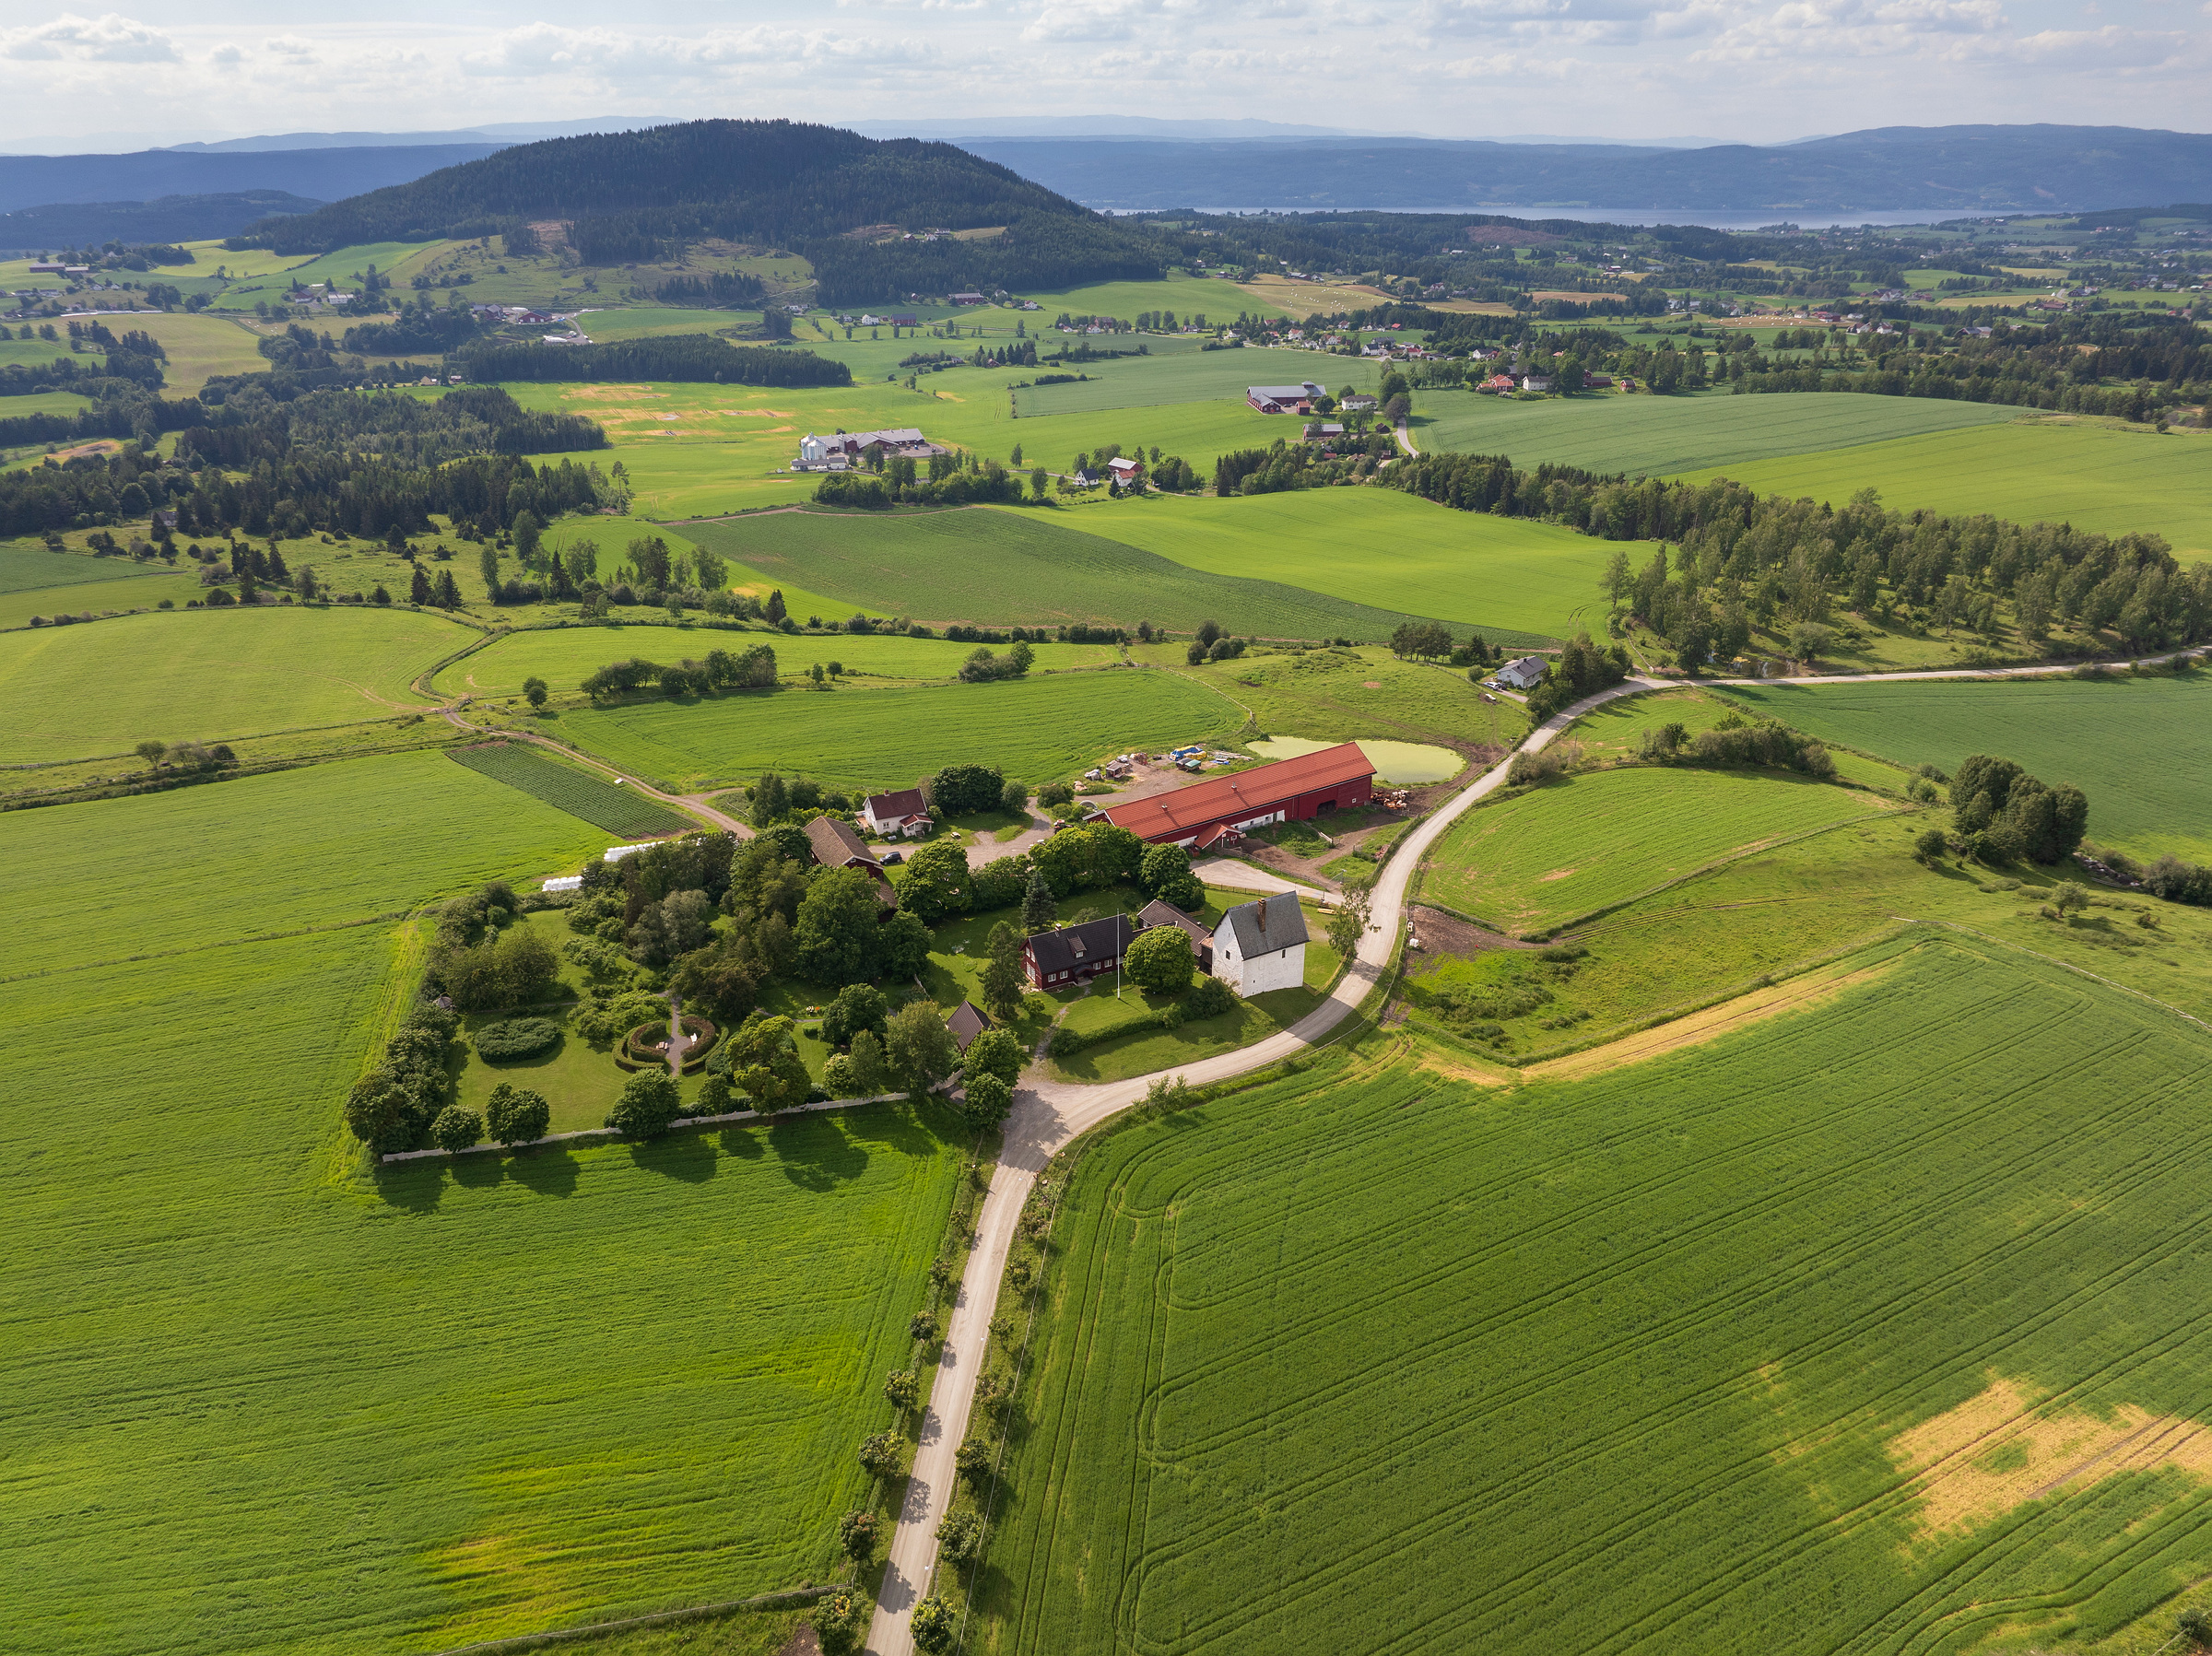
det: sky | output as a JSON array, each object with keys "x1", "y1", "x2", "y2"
[{"x1": 0, "y1": 0, "x2": 2206, "y2": 151}]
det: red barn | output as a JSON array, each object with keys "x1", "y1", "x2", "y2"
[{"x1": 1099, "y1": 743, "x2": 1374, "y2": 848}]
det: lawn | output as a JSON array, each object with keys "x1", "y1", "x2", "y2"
[
  {"x1": 1681, "y1": 418, "x2": 2212, "y2": 560},
  {"x1": 1052, "y1": 487, "x2": 1607, "y2": 643},
  {"x1": 1421, "y1": 765, "x2": 1893, "y2": 935},
  {"x1": 977, "y1": 934, "x2": 2212, "y2": 1654},
  {"x1": 1408, "y1": 387, "x2": 2021, "y2": 476},
  {"x1": 0, "y1": 753, "x2": 964, "y2": 1654},
  {"x1": 440, "y1": 625, "x2": 1123, "y2": 699},
  {"x1": 681, "y1": 506, "x2": 1475, "y2": 643},
  {"x1": 552, "y1": 666, "x2": 1243, "y2": 794},
  {"x1": 0, "y1": 605, "x2": 461, "y2": 763},
  {"x1": 1716, "y1": 671, "x2": 2212, "y2": 863}
]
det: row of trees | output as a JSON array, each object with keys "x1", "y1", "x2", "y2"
[
  {"x1": 580, "y1": 644, "x2": 780, "y2": 699},
  {"x1": 1393, "y1": 452, "x2": 2212, "y2": 656}
]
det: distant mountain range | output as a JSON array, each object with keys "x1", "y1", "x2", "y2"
[
  {"x1": 964, "y1": 124, "x2": 2212, "y2": 214},
  {"x1": 0, "y1": 191, "x2": 323, "y2": 249},
  {"x1": 0, "y1": 121, "x2": 2205, "y2": 254}
]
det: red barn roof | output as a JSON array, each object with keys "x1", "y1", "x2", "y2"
[{"x1": 1100, "y1": 743, "x2": 1372, "y2": 842}]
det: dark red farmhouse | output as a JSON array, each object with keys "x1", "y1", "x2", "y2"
[{"x1": 1098, "y1": 742, "x2": 1375, "y2": 849}]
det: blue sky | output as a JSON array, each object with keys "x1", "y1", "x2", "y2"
[{"x1": 1, "y1": 0, "x2": 2205, "y2": 150}]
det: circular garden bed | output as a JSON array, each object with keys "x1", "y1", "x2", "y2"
[{"x1": 619, "y1": 1013, "x2": 720, "y2": 1074}]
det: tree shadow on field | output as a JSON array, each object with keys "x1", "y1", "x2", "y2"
[
  {"x1": 509, "y1": 1145, "x2": 582, "y2": 1198},
  {"x1": 371, "y1": 1161, "x2": 448, "y2": 1213},
  {"x1": 772, "y1": 1112, "x2": 869, "y2": 1191},
  {"x1": 861, "y1": 1099, "x2": 950, "y2": 1159},
  {"x1": 449, "y1": 1152, "x2": 506, "y2": 1192},
  {"x1": 628, "y1": 1128, "x2": 717, "y2": 1183},
  {"x1": 714, "y1": 1122, "x2": 766, "y2": 1162}
]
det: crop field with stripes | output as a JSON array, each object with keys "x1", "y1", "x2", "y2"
[
  {"x1": 0, "y1": 751, "x2": 962, "y2": 1655},
  {"x1": 1419, "y1": 765, "x2": 1896, "y2": 936},
  {"x1": 976, "y1": 934, "x2": 2212, "y2": 1655},
  {"x1": 1718, "y1": 672, "x2": 2212, "y2": 864},
  {"x1": 448, "y1": 740, "x2": 694, "y2": 837}
]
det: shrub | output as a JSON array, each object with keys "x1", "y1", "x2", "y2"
[
  {"x1": 858, "y1": 1430, "x2": 904, "y2": 1477},
  {"x1": 429, "y1": 1105, "x2": 483, "y2": 1152},
  {"x1": 910, "y1": 1310, "x2": 941, "y2": 1343},
  {"x1": 822, "y1": 1053, "x2": 860, "y2": 1098},
  {"x1": 961, "y1": 1072, "x2": 1014, "y2": 1132},
  {"x1": 472, "y1": 1016, "x2": 560, "y2": 1061},
  {"x1": 1036, "y1": 781, "x2": 1074, "y2": 808},
  {"x1": 1125, "y1": 924, "x2": 1195, "y2": 994},
  {"x1": 1913, "y1": 826, "x2": 1950, "y2": 863},
  {"x1": 814, "y1": 1584, "x2": 870, "y2": 1656},
  {"x1": 885, "y1": 1368, "x2": 921, "y2": 1408},
  {"x1": 955, "y1": 1437, "x2": 994, "y2": 1486},
  {"x1": 605, "y1": 1070, "x2": 681, "y2": 1138},
  {"x1": 837, "y1": 1509, "x2": 881, "y2": 1564},
  {"x1": 693, "y1": 1074, "x2": 735, "y2": 1115},
  {"x1": 909, "y1": 1596, "x2": 957, "y2": 1654},
  {"x1": 964, "y1": 1027, "x2": 1023, "y2": 1087},
  {"x1": 484, "y1": 1083, "x2": 550, "y2": 1145},
  {"x1": 1180, "y1": 974, "x2": 1239, "y2": 1021},
  {"x1": 573, "y1": 988, "x2": 666, "y2": 1044},
  {"x1": 935, "y1": 1508, "x2": 983, "y2": 1564}
]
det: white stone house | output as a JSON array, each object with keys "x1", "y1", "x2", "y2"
[{"x1": 1213, "y1": 894, "x2": 1308, "y2": 996}]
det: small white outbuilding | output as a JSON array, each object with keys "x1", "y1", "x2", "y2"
[{"x1": 1212, "y1": 894, "x2": 1309, "y2": 996}]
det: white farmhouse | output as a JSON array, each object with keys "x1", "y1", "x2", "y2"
[
  {"x1": 1213, "y1": 894, "x2": 1308, "y2": 996},
  {"x1": 1496, "y1": 655, "x2": 1548, "y2": 690}
]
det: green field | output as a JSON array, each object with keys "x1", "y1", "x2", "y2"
[
  {"x1": 1013, "y1": 348, "x2": 1376, "y2": 417},
  {"x1": 1409, "y1": 388, "x2": 2021, "y2": 476},
  {"x1": 0, "y1": 546, "x2": 175, "y2": 594},
  {"x1": 1718, "y1": 672, "x2": 2212, "y2": 863},
  {"x1": 1018, "y1": 275, "x2": 1283, "y2": 321},
  {"x1": 1053, "y1": 488, "x2": 1606, "y2": 642},
  {"x1": 1, "y1": 750, "x2": 960, "y2": 1653},
  {"x1": 554, "y1": 666, "x2": 1241, "y2": 793},
  {"x1": 0, "y1": 606, "x2": 458, "y2": 763},
  {"x1": 0, "y1": 569, "x2": 210, "y2": 629},
  {"x1": 1132, "y1": 640, "x2": 1533, "y2": 753},
  {"x1": 1684, "y1": 419, "x2": 2212, "y2": 559},
  {"x1": 681, "y1": 507, "x2": 1485, "y2": 643},
  {"x1": 980, "y1": 934, "x2": 2212, "y2": 1653},
  {"x1": 440, "y1": 626, "x2": 1122, "y2": 699},
  {"x1": 447, "y1": 741, "x2": 695, "y2": 837},
  {"x1": 1423, "y1": 766, "x2": 1892, "y2": 934}
]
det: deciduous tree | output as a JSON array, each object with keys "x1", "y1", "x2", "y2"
[
  {"x1": 885, "y1": 1001, "x2": 957, "y2": 1095},
  {"x1": 606, "y1": 1070, "x2": 680, "y2": 1138},
  {"x1": 1124, "y1": 924, "x2": 1194, "y2": 994},
  {"x1": 484, "y1": 1082, "x2": 550, "y2": 1145}
]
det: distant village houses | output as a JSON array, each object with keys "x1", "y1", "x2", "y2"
[{"x1": 794, "y1": 429, "x2": 946, "y2": 472}]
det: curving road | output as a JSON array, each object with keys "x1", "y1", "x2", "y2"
[{"x1": 861, "y1": 673, "x2": 1665, "y2": 1655}]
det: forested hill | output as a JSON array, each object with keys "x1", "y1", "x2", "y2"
[{"x1": 241, "y1": 119, "x2": 1163, "y2": 303}]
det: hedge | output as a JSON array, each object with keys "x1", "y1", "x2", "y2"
[{"x1": 473, "y1": 1016, "x2": 562, "y2": 1061}]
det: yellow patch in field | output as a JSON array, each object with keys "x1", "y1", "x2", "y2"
[
  {"x1": 1537, "y1": 866, "x2": 1577, "y2": 882},
  {"x1": 715, "y1": 408, "x2": 795, "y2": 417},
  {"x1": 1524, "y1": 956, "x2": 1898, "y2": 1082},
  {"x1": 563, "y1": 385, "x2": 664, "y2": 401},
  {"x1": 1892, "y1": 1375, "x2": 2212, "y2": 1540}
]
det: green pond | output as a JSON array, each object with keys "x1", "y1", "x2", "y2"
[{"x1": 1245, "y1": 735, "x2": 1465, "y2": 785}]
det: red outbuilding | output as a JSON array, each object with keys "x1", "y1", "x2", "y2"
[{"x1": 1099, "y1": 743, "x2": 1375, "y2": 847}]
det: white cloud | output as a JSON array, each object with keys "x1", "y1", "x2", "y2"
[
  {"x1": 264, "y1": 33, "x2": 318, "y2": 62},
  {"x1": 1, "y1": 10, "x2": 178, "y2": 63},
  {"x1": 458, "y1": 22, "x2": 896, "y2": 79}
]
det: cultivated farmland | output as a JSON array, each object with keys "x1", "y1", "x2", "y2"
[
  {"x1": 1408, "y1": 386, "x2": 2019, "y2": 477},
  {"x1": 1421, "y1": 765, "x2": 1891, "y2": 934},
  {"x1": 980, "y1": 936, "x2": 2212, "y2": 1654},
  {"x1": 555, "y1": 667, "x2": 1242, "y2": 793},
  {"x1": 1718, "y1": 672, "x2": 2212, "y2": 863},
  {"x1": 683, "y1": 507, "x2": 1479, "y2": 642},
  {"x1": 0, "y1": 753, "x2": 963, "y2": 1654},
  {"x1": 447, "y1": 741, "x2": 694, "y2": 837},
  {"x1": 1053, "y1": 488, "x2": 1605, "y2": 643},
  {"x1": 440, "y1": 627, "x2": 1122, "y2": 699},
  {"x1": 0, "y1": 606, "x2": 455, "y2": 763},
  {"x1": 1682, "y1": 418, "x2": 2212, "y2": 558},
  {"x1": 1011, "y1": 348, "x2": 1378, "y2": 417}
]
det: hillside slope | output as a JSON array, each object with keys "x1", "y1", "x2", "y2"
[{"x1": 243, "y1": 119, "x2": 1163, "y2": 303}]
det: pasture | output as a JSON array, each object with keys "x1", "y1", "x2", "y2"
[
  {"x1": 1012, "y1": 347, "x2": 1376, "y2": 417},
  {"x1": 1408, "y1": 388, "x2": 2020, "y2": 478},
  {"x1": 980, "y1": 935, "x2": 2212, "y2": 1654},
  {"x1": 1718, "y1": 672, "x2": 2212, "y2": 863},
  {"x1": 1683, "y1": 418, "x2": 2212, "y2": 558},
  {"x1": 0, "y1": 545, "x2": 178, "y2": 594},
  {"x1": 440, "y1": 626, "x2": 1122, "y2": 699},
  {"x1": 681, "y1": 507, "x2": 1474, "y2": 642},
  {"x1": 1019, "y1": 275, "x2": 1282, "y2": 321},
  {"x1": 0, "y1": 605, "x2": 457, "y2": 763},
  {"x1": 553, "y1": 666, "x2": 1242, "y2": 793},
  {"x1": 1422, "y1": 766, "x2": 1891, "y2": 934},
  {"x1": 0, "y1": 752, "x2": 962, "y2": 1654},
  {"x1": 1054, "y1": 487, "x2": 1606, "y2": 642},
  {"x1": 1131, "y1": 641, "x2": 1532, "y2": 753}
]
